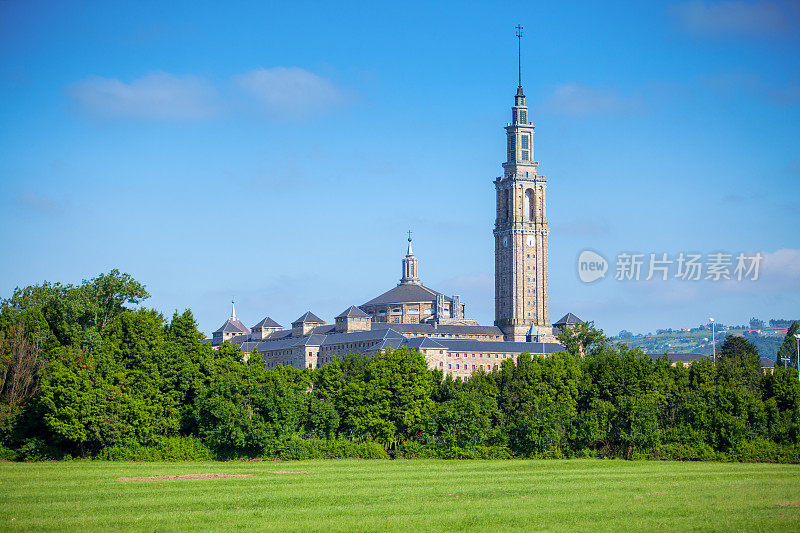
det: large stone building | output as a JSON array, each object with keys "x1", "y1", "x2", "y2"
[
  {"x1": 207, "y1": 234, "x2": 567, "y2": 376},
  {"x1": 209, "y1": 300, "x2": 563, "y2": 379},
  {"x1": 206, "y1": 35, "x2": 577, "y2": 376}
]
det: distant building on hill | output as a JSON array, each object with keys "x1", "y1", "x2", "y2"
[{"x1": 646, "y1": 352, "x2": 776, "y2": 374}]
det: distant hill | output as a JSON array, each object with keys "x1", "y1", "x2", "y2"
[{"x1": 613, "y1": 324, "x2": 785, "y2": 361}]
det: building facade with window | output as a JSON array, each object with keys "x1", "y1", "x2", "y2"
[{"x1": 208, "y1": 302, "x2": 563, "y2": 375}]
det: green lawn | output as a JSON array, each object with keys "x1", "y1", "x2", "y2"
[{"x1": 1, "y1": 459, "x2": 799, "y2": 531}]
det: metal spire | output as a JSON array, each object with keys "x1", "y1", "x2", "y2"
[
  {"x1": 231, "y1": 297, "x2": 236, "y2": 319},
  {"x1": 515, "y1": 24, "x2": 523, "y2": 88},
  {"x1": 406, "y1": 230, "x2": 413, "y2": 256}
]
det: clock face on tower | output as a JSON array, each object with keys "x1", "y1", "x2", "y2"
[{"x1": 527, "y1": 236, "x2": 535, "y2": 247}]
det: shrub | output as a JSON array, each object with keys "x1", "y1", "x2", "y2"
[
  {"x1": 16, "y1": 438, "x2": 65, "y2": 461},
  {"x1": 394, "y1": 442, "x2": 438, "y2": 459},
  {"x1": 728, "y1": 439, "x2": 800, "y2": 464},
  {"x1": 266, "y1": 438, "x2": 390, "y2": 460},
  {"x1": 0, "y1": 445, "x2": 18, "y2": 461},
  {"x1": 394, "y1": 443, "x2": 514, "y2": 460},
  {"x1": 97, "y1": 436, "x2": 214, "y2": 461}
]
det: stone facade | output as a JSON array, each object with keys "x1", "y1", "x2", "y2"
[
  {"x1": 217, "y1": 314, "x2": 563, "y2": 376},
  {"x1": 494, "y1": 84, "x2": 553, "y2": 342}
]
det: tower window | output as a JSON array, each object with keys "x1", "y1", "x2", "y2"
[
  {"x1": 524, "y1": 189, "x2": 534, "y2": 222},
  {"x1": 520, "y1": 110, "x2": 527, "y2": 123},
  {"x1": 520, "y1": 135, "x2": 530, "y2": 161}
]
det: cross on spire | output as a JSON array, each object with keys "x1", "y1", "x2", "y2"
[
  {"x1": 407, "y1": 229, "x2": 413, "y2": 242},
  {"x1": 515, "y1": 24, "x2": 523, "y2": 88}
]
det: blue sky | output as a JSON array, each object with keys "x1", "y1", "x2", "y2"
[{"x1": 1, "y1": 0, "x2": 798, "y2": 336}]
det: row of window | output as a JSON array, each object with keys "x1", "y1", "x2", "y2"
[
  {"x1": 446, "y1": 352, "x2": 511, "y2": 359},
  {"x1": 440, "y1": 362, "x2": 501, "y2": 371}
]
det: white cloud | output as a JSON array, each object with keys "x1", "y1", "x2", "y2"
[
  {"x1": 671, "y1": 1, "x2": 799, "y2": 37},
  {"x1": 67, "y1": 68, "x2": 350, "y2": 121},
  {"x1": 233, "y1": 67, "x2": 348, "y2": 119},
  {"x1": 66, "y1": 72, "x2": 218, "y2": 120},
  {"x1": 541, "y1": 83, "x2": 638, "y2": 116},
  {"x1": 760, "y1": 248, "x2": 800, "y2": 285}
]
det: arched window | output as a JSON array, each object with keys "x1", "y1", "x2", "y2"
[{"x1": 524, "y1": 189, "x2": 534, "y2": 221}]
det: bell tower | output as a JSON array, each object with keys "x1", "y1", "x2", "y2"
[
  {"x1": 494, "y1": 25, "x2": 551, "y2": 342},
  {"x1": 400, "y1": 230, "x2": 420, "y2": 285}
]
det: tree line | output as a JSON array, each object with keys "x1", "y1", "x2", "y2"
[{"x1": 0, "y1": 272, "x2": 798, "y2": 461}]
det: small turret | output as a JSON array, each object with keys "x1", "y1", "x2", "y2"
[{"x1": 400, "y1": 230, "x2": 420, "y2": 285}]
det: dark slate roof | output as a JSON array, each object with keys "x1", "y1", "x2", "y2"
[
  {"x1": 264, "y1": 330, "x2": 293, "y2": 341},
  {"x1": 292, "y1": 311, "x2": 325, "y2": 325},
  {"x1": 404, "y1": 337, "x2": 448, "y2": 350},
  {"x1": 249, "y1": 328, "x2": 405, "y2": 353},
  {"x1": 319, "y1": 328, "x2": 404, "y2": 346},
  {"x1": 239, "y1": 341, "x2": 260, "y2": 354},
  {"x1": 361, "y1": 284, "x2": 452, "y2": 307},
  {"x1": 299, "y1": 334, "x2": 328, "y2": 346},
  {"x1": 253, "y1": 316, "x2": 282, "y2": 329},
  {"x1": 252, "y1": 334, "x2": 329, "y2": 352},
  {"x1": 371, "y1": 322, "x2": 503, "y2": 336},
  {"x1": 553, "y1": 313, "x2": 583, "y2": 326},
  {"x1": 436, "y1": 339, "x2": 564, "y2": 354},
  {"x1": 366, "y1": 337, "x2": 564, "y2": 355},
  {"x1": 337, "y1": 305, "x2": 370, "y2": 318},
  {"x1": 363, "y1": 337, "x2": 406, "y2": 353},
  {"x1": 213, "y1": 317, "x2": 250, "y2": 335},
  {"x1": 310, "y1": 324, "x2": 337, "y2": 335}
]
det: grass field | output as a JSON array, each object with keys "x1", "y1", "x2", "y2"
[{"x1": 1, "y1": 459, "x2": 799, "y2": 531}]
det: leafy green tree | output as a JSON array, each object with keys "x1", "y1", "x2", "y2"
[
  {"x1": 557, "y1": 321, "x2": 609, "y2": 357},
  {"x1": 82, "y1": 270, "x2": 150, "y2": 333},
  {"x1": 614, "y1": 392, "x2": 660, "y2": 459},
  {"x1": 35, "y1": 351, "x2": 131, "y2": 456},
  {"x1": 777, "y1": 321, "x2": 799, "y2": 368},
  {"x1": 718, "y1": 335, "x2": 758, "y2": 360},
  {"x1": 305, "y1": 394, "x2": 340, "y2": 440},
  {"x1": 502, "y1": 352, "x2": 581, "y2": 456},
  {"x1": 341, "y1": 347, "x2": 435, "y2": 446},
  {"x1": 436, "y1": 372, "x2": 501, "y2": 447},
  {"x1": 763, "y1": 367, "x2": 800, "y2": 444}
]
